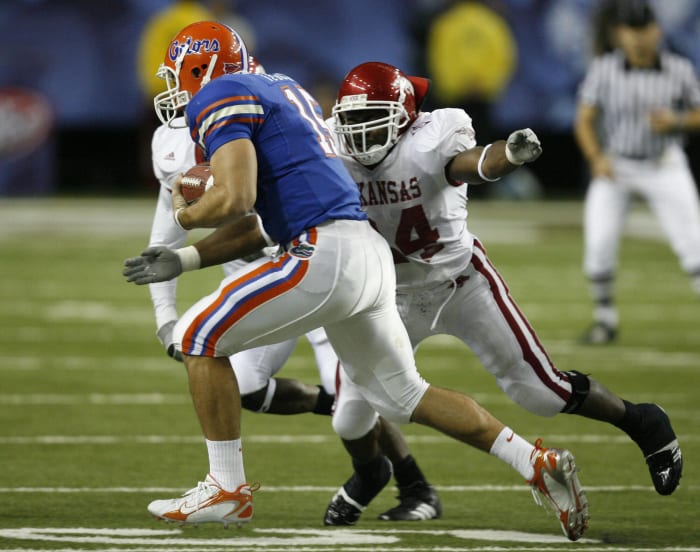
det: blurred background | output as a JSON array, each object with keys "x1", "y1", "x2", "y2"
[{"x1": 1, "y1": 0, "x2": 699, "y2": 199}]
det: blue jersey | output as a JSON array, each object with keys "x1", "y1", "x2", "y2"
[{"x1": 185, "y1": 72, "x2": 366, "y2": 245}]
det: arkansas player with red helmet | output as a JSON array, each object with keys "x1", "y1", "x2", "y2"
[{"x1": 324, "y1": 61, "x2": 681, "y2": 533}]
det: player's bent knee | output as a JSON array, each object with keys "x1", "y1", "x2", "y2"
[{"x1": 332, "y1": 403, "x2": 378, "y2": 440}]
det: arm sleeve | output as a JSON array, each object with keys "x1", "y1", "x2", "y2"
[
  {"x1": 413, "y1": 109, "x2": 477, "y2": 173},
  {"x1": 147, "y1": 185, "x2": 188, "y2": 330},
  {"x1": 577, "y1": 59, "x2": 603, "y2": 107},
  {"x1": 680, "y1": 60, "x2": 700, "y2": 108}
]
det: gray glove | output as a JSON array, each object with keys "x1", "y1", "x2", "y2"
[
  {"x1": 156, "y1": 320, "x2": 183, "y2": 362},
  {"x1": 123, "y1": 246, "x2": 183, "y2": 285},
  {"x1": 505, "y1": 128, "x2": 542, "y2": 165}
]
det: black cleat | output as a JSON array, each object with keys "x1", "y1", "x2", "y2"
[
  {"x1": 646, "y1": 443, "x2": 683, "y2": 495},
  {"x1": 633, "y1": 404, "x2": 683, "y2": 495},
  {"x1": 580, "y1": 322, "x2": 617, "y2": 345},
  {"x1": 323, "y1": 487, "x2": 364, "y2": 526},
  {"x1": 378, "y1": 481, "x2": 442, "y2": 521},
  {"x1": 324, "y1": 456, "x2": 392, "y2": 526}
]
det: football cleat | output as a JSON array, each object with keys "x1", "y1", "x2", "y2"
[
  {"x1": 147, "y1": 474, "x2": 258, "y2": 527},
  {"x1": 378, "y1": 481, "x2": 442, "y2": 521},
  {"x1": 527, "y1": 440, "x2": 589, "y2": 541},
  {"x1": 634, "y1": 403, "x2": 683, "y2": 495},
  {"x1": 580, "y1": 322, "x2": 617, "y2": 345},
  {"x1": 646, "y1": 441, "x2": 683, "y2": 495},
  {"x1": 323, "y1": 486, "x2": 365, "y2": 526},
  {"x1": 324, "y1": 455, "x2": 392, "y2": 526}
]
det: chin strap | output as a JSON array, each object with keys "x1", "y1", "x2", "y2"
[{"x1": 201, "y1": 53, "x2": 218, "y2": 87}]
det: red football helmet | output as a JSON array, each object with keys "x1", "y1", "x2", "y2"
[
  {"x1": 154, "y1": 20, "x2": 249, "y2": 127},
  {"x1": 332, "y1": 61, "x2": 430, "y2": 165}
]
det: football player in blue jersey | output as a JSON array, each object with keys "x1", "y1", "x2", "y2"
[
  {"x1": 123, "y1": 21, "x2": 589, "y2": 540},
  {"x1": 146, "y1": 51, "x2": 442, "y2": 523}
]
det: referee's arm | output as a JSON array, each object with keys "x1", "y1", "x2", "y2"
[
  {"x1": 574, "y1": 103, "x2": 612, "y2": 179},
  {"x1": 649, "y1": 105, "x2": 700, "y2": 135}
]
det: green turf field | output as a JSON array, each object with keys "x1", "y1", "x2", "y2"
[{"x1": 1, "y1": 198, "x2": 698, "y2": 551}]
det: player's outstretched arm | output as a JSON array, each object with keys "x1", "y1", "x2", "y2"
[
  {"x1": 192, "y1": 213, "x2": 269, "y2": 268},
  {"x1": 123, "y1": 213, "x2": 270, "y2": 285},
  {"x1": 448, "y1": 128, "x2": 542, "y2": 184}
]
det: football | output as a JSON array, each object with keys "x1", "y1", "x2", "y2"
[{"x1": 180, "y1": 162, "x2": 213, "y2": 204}]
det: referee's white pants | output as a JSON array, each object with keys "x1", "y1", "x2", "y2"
[{"x1": 584, "y1": 145, "x2": 700, "y2": 278}]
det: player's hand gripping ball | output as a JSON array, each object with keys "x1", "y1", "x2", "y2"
[{"x1": 180, "y1": 163, "x2": 213, "y2": 204}]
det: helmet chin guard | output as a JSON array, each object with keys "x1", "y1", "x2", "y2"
[{"x1": 332, "y1": 95, "x2": 407, "y2": 165}]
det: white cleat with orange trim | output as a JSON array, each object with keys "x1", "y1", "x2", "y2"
[
  {"x1": 527, "y1": 439, "x2": 589, "y2": 541},
  {"x1": 147, "y1": 474, "x2": 259, "y2": 528}
]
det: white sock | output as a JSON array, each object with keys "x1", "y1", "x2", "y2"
[
  {"x1": 206, "y1": 438, "x2": 246, "y2": 491},
  {"x1": 594, "y1": 304, "x2": 618, "y2": 328},
  {"x1": 489, "y1": 427, "x2": 535, "y2": 480},
  {"x1": 691, "y1": 273, "x2": 700, "y2": 295}
]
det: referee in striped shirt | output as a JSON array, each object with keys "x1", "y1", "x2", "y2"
[{"x1": 574, "y1": 0, "x2": 700, "y2": 344}]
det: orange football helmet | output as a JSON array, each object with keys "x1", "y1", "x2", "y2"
[
  {"x1": 332, "y1": 61, "x2": 430, "y2": 166},
  {"x1": 248, "y1": 55, "x2": 266, "y2": 75},
  {"x1": 154, "y1": 20, "x2": 249, "y2": 127}
]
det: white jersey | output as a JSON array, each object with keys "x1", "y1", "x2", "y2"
[
  {"x1": 329, "y1": 109, "x2": 477, "y2": 289},
  {"x1": 151, "y1": 118, "x2": 201, "y2": 193},
  {"x1": 148, "y1": 119, "x2": 195, "y2": 329}
]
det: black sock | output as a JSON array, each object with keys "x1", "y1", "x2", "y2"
[
  {"x1": 344, "y1": 455, "x2": 391, "y2": 505},
  {"x1": 392, "y1": 455, "x2": 427, "y2": 488},
  {"x1": 313, "y1": 386, "x2": 334, "y2": 416},
  {"x1": 612, "y1": 400, "x2": 643, "y2": 436},
  {"x1": 613, "y1": 401, "x2": 672, "y2": 456}
]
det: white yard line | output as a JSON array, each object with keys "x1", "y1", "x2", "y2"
[
  {"x1": 1, "y1": 527, "x2": 700, "y2": 551},
  {"x1": 1, "y1": 484, "x2": 697, "y2": 494},
  {"x1": 0, "y1": 433, "x2": 697, "y2": 446}
]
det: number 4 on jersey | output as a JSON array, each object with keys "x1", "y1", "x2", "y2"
[{"x1": 383, "y1": 204, "x2": 444, "y2": 263}]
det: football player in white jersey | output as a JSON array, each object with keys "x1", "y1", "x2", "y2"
[
  {"x1": 323, "y1": 61, "x2": 682, "y2": 525},
  {"x1": 146, "y1": 54, "x2": 441, "y2": 522}
]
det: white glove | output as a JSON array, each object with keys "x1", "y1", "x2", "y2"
[
  {"x1": 156, "y1": 320, "x2": 183, "y2": 362},
  {"x1": 505, "y1": 128, "x2": 542, "y2": 165}
]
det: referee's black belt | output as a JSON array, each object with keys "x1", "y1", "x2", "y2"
[{"x1": 618, "y1": 152, "x2": 651, "y2": 160}]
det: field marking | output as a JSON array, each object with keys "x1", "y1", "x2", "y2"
[
  {"x1": 3, "y1": 527, "x2": 700, "y2": 550},
  {"x1": 0, "y1": 433, "x2": 698, "y2": 445},
  {"x1": 1, "y1": 484, "x2": 697, "y2": 493},
  {"x1": 3, "y1": 341, "x2": 699, "y2": 373},
  {"x1": 0, "y1": 527, "x2": 603, "y2": 548},
  {"x1": 0, "y1": 390, "x2": 696, "y2": 408},
  {"x1": 0, "y1": 393, "x2": 191, "y2": 405}
]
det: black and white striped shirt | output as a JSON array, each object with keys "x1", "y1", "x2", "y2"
[{"x1": 577, "y1": 50, "x2": 700, "y2": 159}]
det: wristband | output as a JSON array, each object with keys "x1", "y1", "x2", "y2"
[
  {"x1": 477, "y1": 144, "x2": 501, "y2": 182},
  {"x1": 256, "y1": 214, "x2": 276, "y2": 246},
  {"x1": 175, "y1": 245, "x2": 201, "y2": 272},
  {"x1": 174, "y1": 207, "x2": 187, "y2": 230}
]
